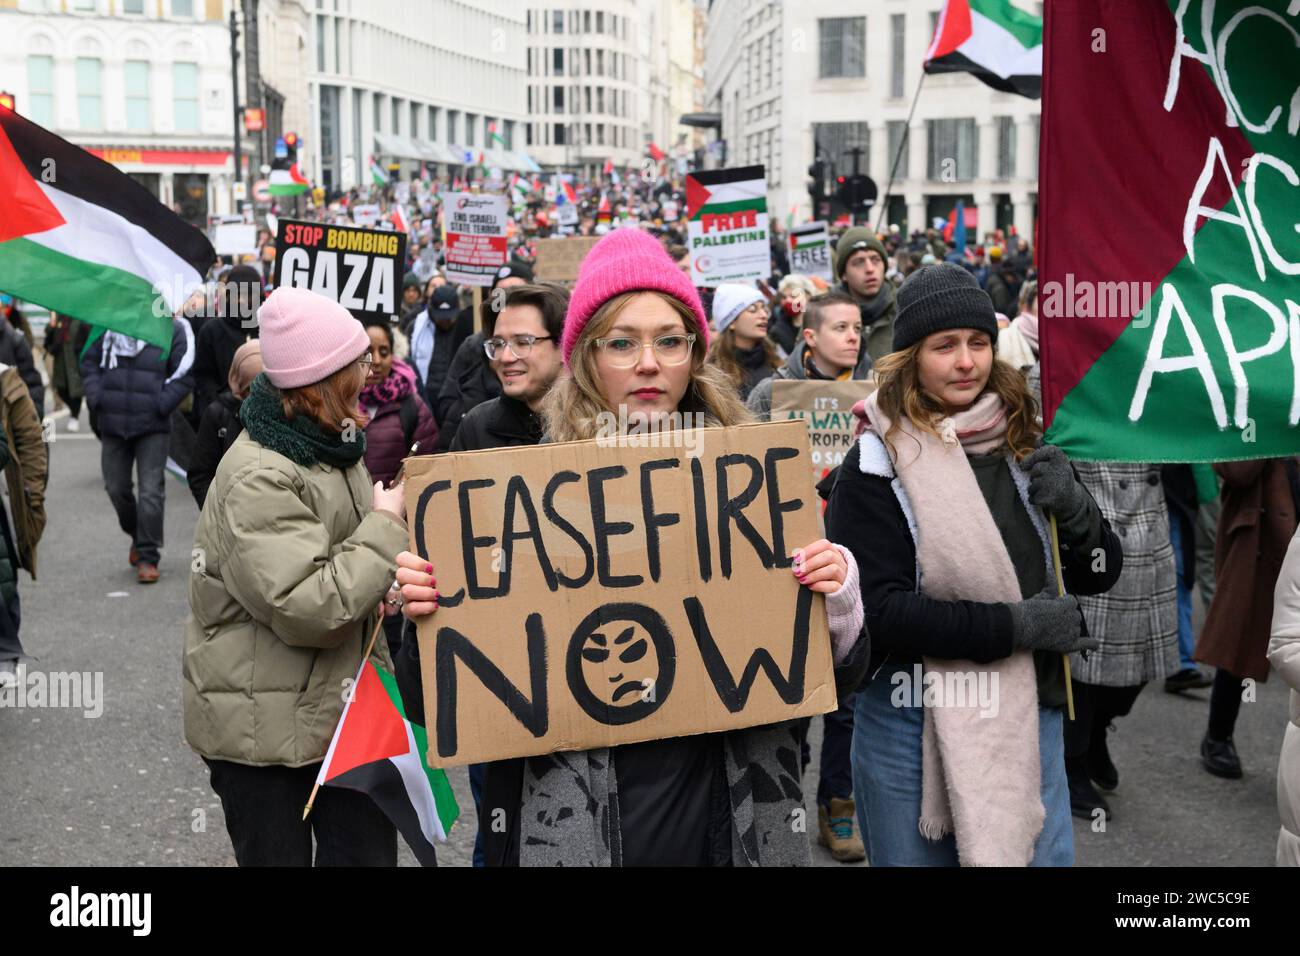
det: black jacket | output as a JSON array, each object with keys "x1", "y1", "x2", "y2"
[
  {"x1": 192, "y1": 315, "x2": 257, "y2": 422},
  {"x1": 434, "y1": 332, "x2": 501, "y2": 452},
  {"x1": 0, "y1": 319, "x2": 44, "y2": 417},
  {"x1": 187, "y1": 392, "x2": 242, "y2": 508},
  {"x1": 80, "y1": 320, "x2": 195, "y2": 440},
  {"x1": 826, "y1": 440, "x2": 1123, "y2": 687},
  {"x1": 394, "y1": 390, "x2": 540, "y2": 868},
  {"x1": 449, "y1": 393, "x2": 542, "y2": 451}
]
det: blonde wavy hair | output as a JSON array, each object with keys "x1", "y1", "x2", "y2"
[
  {"x1": 873, "y1": 339, "x2": 1041, "y2": 462},
  {"x1": 542, "y1": 291, "x2": 753, "y2": 442}
]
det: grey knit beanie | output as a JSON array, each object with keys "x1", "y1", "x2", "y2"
[{"x1": 892, "y1": 262, "x2": 998, "y2": 352}]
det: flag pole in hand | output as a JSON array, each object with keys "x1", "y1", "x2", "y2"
[{"x1": 1048, "y1": 514, "x2": 1076, "y2": 721}]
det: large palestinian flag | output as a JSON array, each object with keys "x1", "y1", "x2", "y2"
[
  {"x1": 0, "y1": 109, "x2": 214, "y2": 349},
  {"x1": 925, "y1": 0, "x2": 1043, "y2": 98},
  {"x1": 1039, "y1": 0, "x2": 1300, "y2": 462},
  {"x1": 316, "y1": 658, "x2": 458, "y2": 866},
  {"x1": 269, "y1": 162, "x2": 309, "y2": 197}
]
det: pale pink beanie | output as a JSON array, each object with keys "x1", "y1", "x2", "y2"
[
  {"x1": 561, "y1": 228, "x2": 709, "y2": 369},
  {"x1": 256, "y1": 287, "x2": 370, "y2": 389}
]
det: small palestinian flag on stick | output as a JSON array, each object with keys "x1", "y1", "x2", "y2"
[
  {"x1": 370, "y1": 156, "x2": 388, "y2": 188},
  {"x1": 310, "y1": 632, "x2": 459, "y2": 866},
  {"x1": 0, "y1": 108, "x2": 213, "y2": 349},
  {"x1": 925, "y1": 0, "x2": 1042, "y2": 99}
]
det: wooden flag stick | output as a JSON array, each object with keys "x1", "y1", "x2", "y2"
[
  {"x1": 1048, "y1": 514, "x2": 1076, "y2": 722},
  {"x1": 302, "y1": 608, "x2": 388, "y2": 821}
]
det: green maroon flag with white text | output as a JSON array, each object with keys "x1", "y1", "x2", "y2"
[
  {"x1": 925, "y1": 0, "x2": 1043, "y2": 98},
  {"x1": 1039, "y1": 0, "x2": 1300, "y2": 462},
  {"x1": 0, "y1": 107, "x2": 214, "y2": 350}
]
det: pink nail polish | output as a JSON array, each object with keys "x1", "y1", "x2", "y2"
[{"x1": 425, "y1": 564, "x2": 433, "y2": 574}]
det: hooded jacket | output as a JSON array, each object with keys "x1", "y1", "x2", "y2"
[
  {"x1": 192, "y1": 313, "x2": 258, "y2": 418},
  {"x1": 434, "y1": 332, "x2": 502, "y2": 452},
  {"x1": 183, "y1": 430, "x2": 406, "y2": 766},
  {"x1": 80, "y1": 319, "x2": 195, "y2": 440},
  {"x1": 745, "y1": 339, "x2": 873, "y2": 419}
]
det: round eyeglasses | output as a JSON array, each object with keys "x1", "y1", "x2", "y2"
[
  {"x1": 591, "y1": 333, "x2": 697, "y2": 369},
  {"x1": 484, "y1": 334, "x2": 554, "y2": 361}
]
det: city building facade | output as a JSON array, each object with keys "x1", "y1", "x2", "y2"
[
  {"x1": 0, "y1": 0, "x2": 245, "y2": 226},
  {"x1": 704, "y1": 0, "x2": 1043, "y2": 238},
  {"x1": 307, "y1": 0, "x2": 532, "y2": 193}
]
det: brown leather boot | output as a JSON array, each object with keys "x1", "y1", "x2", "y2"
[
  {"x1": 817, "y1": 797, "x2": 866, "y2": 862},
  {"x1": 137, "y1": 563, "x2": 160, "y2": 584}
]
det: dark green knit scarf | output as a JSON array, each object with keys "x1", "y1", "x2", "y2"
[{"x1": 240, "y1": 373, "x2": 367, "y2": 469}]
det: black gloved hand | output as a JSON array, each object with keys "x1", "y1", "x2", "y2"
[
  {"x1": 1008, "y1": 588, "x2": 1099, "y2": 655},
  {"x1": 1021, "y1": 444, "x2": 1089, "y2": 521}
]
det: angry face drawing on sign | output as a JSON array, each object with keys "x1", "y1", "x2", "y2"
[{"x1": 566, "y1": 603, "x2": 677, "y2": 726}]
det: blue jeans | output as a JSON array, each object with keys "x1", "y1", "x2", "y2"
[
  {"x1": 1168, "y1": 508, "x2": 1196, "y2": 670},
  {"x1": 851, "y1": 665, "x2": 1074, "y2": 866}
]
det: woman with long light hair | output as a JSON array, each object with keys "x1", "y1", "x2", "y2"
[{"x1": 826, "y1": 263, "x2": 1123, "y2": 866}]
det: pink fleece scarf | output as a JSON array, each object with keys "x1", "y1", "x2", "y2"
[
  {"x1": 360, "y1": 359, "x2": 416, "y2": 411},
  {"x1": 856, "y1": 390, "x2": 1044, "y2": 866}
]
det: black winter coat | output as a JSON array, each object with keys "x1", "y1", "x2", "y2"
[
  {"x1": 449, "y1": 393, "x2": 542, "y2": 451},
  {"x1": 0, "y1": 319, "x2": 44, "y2": 417},
  {"x1": 434, "y1": 333, "x2": 501, "y2": 452},
  {"x1": 80, "y1": 320, "x2": 195, "y2": 440},
  {"x1": 192, "y1": 315, "x2": 258, "y2": 420},
  {"x1": 187, "y1": 392, "x2": 242, "y2": 508},
  {"x1": 826, "y1": 440, "x2": 1123, "y2": 686}
]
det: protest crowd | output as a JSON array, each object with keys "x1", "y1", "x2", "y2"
[{"x1": 2, "y1": 75, "x2": 1298, "y2": 871}]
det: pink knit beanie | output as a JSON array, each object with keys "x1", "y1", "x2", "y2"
[
  {"x1": 256, "y1": 286, "x2": 371, "y2": 389},
  {"x1": 561, "y1": 228, "x2": 709, "y2": 368}
]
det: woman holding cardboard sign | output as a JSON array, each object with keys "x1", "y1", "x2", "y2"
[
  {"x1": 183, "y1": 286, "x2": 432, "y2": 867},
  {"x1": 826, "y1": 263, "x2": 1124, "y2": 867},
  {"x1": 409, "y1": 228, "x2": 871, "y2": 867}
]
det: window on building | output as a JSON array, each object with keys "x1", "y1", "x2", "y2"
[
  {"x1": 891, "y1": 14, "x2": 906, "y2": 97},
  {"x1": 26, "y1": 55, "x2": 54, "y2": 128},
  {"x1": 553, "y1": 86, "x2": 564, "y2": 111},
  {"x1": 553, "y1": 10, "x2": 563, "y2": 33},
  {"x1": 428, "y1": 105, "x2": 440, "y2": 140},
  {"x1": 527, "y1": 47, "x2": 533, "y2": 74},
  {"x1": 886, "y1": 120, "x2": 910, "y2": 178},
  {"x1": 74, "y1": 57, "x2": 102, "y2": 129},
  {"x1": 392, "y1": 98, "x2": 402, "y2": 134},
  {"x1": 124, "y1": 60, "x2": 150, "y2": 132},
  {"x1": 927, "y1": 118, "x2": 978, "y2": 181},
  {"x1": 584, "y1": 86, "x2": 591, "y2": 113},
  {"x1": 996, "y1": 116, "x2": 1016, "y2": 180},
  {"x1": 596, "y1": 49, "x2": 604, "y2": 76},
  {"x1": 818, "y1": 17, "x2": 866, "y2": 78},
  {"x1": 446, "y1": 109, "x2": 459, "y2": 142},
  {"x1": 353, "y1": 88, "x2": 363, "y2": 180},
  {"x1": 172, "y1": 0, "x2": 194, "y2": 15},
  {"x1": 596, "y1": 87, "x2": 604, "y2": 114},
  {"x1": 526, "y1": 122, "x2": 533, "y2": 146},
  {"x1": 503, "y1": 119, "x2": 515, "y2": 149},
  {"x1": 554, "y1": 123, "x2": 566, "y2": 145},
  {"x1": 316, "y1": 14, "x2": 326, "y2": 72},
  {"x1": 553, "y1": 47, "x2": 563, "y2": 72},
  {"x1": 570, "y1": 46, "x2": 579, "y2": 76},
  {"x1": 465, "y1": 112, "x2": 477, "y2": 145},
  {"x1": 597, "y1": 124, "x2": 604, "y2": 146},
  {"x1": 930, "y1": 11, "x2": 941, "y2": 39},
  {"x1": 527, "y1": 9, "x2": 532, "y2": 32},
  {"x1": 596, "y1": 11, "x2": 604, "y2": 33},
  {"x1": 123, "y1": 0, "x2": 144, "y2": 13},
  {"x1": 570, "y1": 10, "x2": 578, "y2": 32},
  {"x1": 172, "y1": 61, "x2": 198, "y2": 132},
  {"x1": 584, "y1": 48, "x2": 591, "y2": 74},
  {"x1": 812, "y1": 121, "x2": 869, "y2": 181},
  {"x1": 584, "y1": 10, "x2": 591, "y2": 32}
]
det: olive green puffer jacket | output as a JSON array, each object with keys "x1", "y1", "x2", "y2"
[{"x1": 183, "y1": 431, "x2": 407, "y2": 767}]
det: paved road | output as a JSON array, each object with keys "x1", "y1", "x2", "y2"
[{"x1": 0, "y1": 411, "x2": 1288, "y2": 866}]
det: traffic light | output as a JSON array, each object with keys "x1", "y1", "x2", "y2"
[
  {"x1": 807, "y1": 159, "x2": 827, "y2": 208},
  {"x1": 837, "y1": 173, "x2": 878, "y2": 213},
  {"x1": 0, "y1": 92, "x2": 14, "y2": 112}
]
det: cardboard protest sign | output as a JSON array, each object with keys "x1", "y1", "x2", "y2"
[
  {"x1": 534, "y1": 236, "x2": 600, "y2": 283},
  {"x1": 442, "y1": 192, "x2": 510, "y2": 287},
  {"x1": 686, "y1": 165, "x2": 770, "y2": 287},
  {"x1": 404, "y1": 420, "x2": 837, "y2": 768},
  {"x1": 1039, "y1": 0, "x2": 1300, "y2": 461},
  {"x1": 788, "y1": 222, "x2": 832, "y2": 281},
  {"x1": 771, "y1": 380, "x2": 877, "y2": 487},
  {"x1": 272, "y1": 219, "x2": 407, "y2": 323}
]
